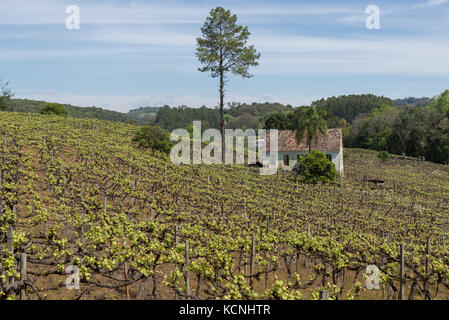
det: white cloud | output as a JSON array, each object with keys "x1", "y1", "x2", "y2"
[
  {"x1": 2, "y1": 31, "x2": 449, "y2": 77},
  {"x1": 414, "y1": 0, "x2": 449, "y2": 8},
  {"x1": 0, "y1": 0, "x2": 359, "y2": 25},
  {"x1": 336, "y1": 14, "x2": 367, "y2": 24}
]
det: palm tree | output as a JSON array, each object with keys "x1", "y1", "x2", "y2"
[{"x1": 294, "y1": 106, "x2": 328, "y2": 152}]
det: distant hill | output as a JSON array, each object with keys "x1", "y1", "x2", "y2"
[
  {"x1": 394, "y1": 97, "x2": 431, "y2": 107},
  {"x1": 8, "y1": 99, "x2": 136, "y2": 124},
  {"x1": 128, "y1": 106, "x2": 161, "y2": 123},
  {"x1": 6, "y1": 95, "x2": 434, "y2": 127},
  {"x1": 312, "y1": 94, "x2": 395, "y2": 123},
  {"x1": 127, "y1": 102, "x2": 294, "y2": 129}
]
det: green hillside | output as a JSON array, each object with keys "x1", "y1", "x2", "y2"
[
  {"x1": 8, "y1": 99, "x2": 136, "y2": 124},
  {"x1": 1, "y1": 111, "x2": 449, "y2": 300}
]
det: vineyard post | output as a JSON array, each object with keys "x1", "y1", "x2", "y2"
[
  {"x1": 399, "y1": 244, "x2": 405, "y2": 300},
  {"x1": 7, "y1": 226, "x2": 14, "y2": 286},
  {"x1": 174, "y1": 227, "x2": 179, "y2": 300},
  {"x1": 250, "y1": 236, "x2": 256, "y2": 289},
  {"x1": 221, "y1": 200, "x2": 225, "y2": 226},
  {"x1": 307, "y1": 225, "x2": 311, "y2": 273},
  {"x1": 164, "y1": 163, "x2": 167, "y2": 196},
  {"x1": 319, "y1": 290, "x2": 329, "y2": 300},
  {"x1": 20, "y1": 253, "x2": 27, "y2": 300},
  {"x1": 12, "y1": 205, "x2": 17, "y2": 229},
  {"x1": 185, "y1": 240, "x2": 190, "y2": 298},
  {"x1": 131, "y1": 181, "x2": 135, "y2": 208},
  {"x1": 80, "y1": 182, "x2": 85, "y2": 241},
  {"x1": 7, "y1": 226, "x2": 13, "y2": 252},
  {"x1": 265, "y1": 261, "x2": 269, "y2": 291},
  {"x1": 425, "y1": 237, "x2": 430, "y2": 275},
  {"x1": 425, "y1": 237, "x2": 431, "y2": 300},
  {"x1": 386, "y1": 231, "x2": 392, "y2": 299},
  {"x1": 244, "y1": 199, "x2": 247, "y2": 219},
  {"x1": 124, "y1": 262, "x2": 130, "y2": 300},
  {"x1": 295, "y1": 246, "x2": 300, "y2": 280}
]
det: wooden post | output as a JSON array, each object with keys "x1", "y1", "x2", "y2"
[
  {"x1": 399, "y1": 244, "x2": 405, "y2": 300},
  {"x1": 20, "y1": 253, "x2": 27, "y2": 300},
  {"x1": 7, "y1": 226, "x2": 13, "y2": 252},
  {"x1": 307, "y1": 225, "x2": 311, "y2": 273},
  {"x1": 295, "y1": 248, "x2": 300, "y2": 275},
  {"x1": 175, "y1": 225, "x2": 179, "y2": 246},
  {"x1": 131, "y1": 182, "x2": 135, "y2": 208},
  {"x1": 319, "y1": 290, "x2": 329, "y2": 300},
  {"x1": 164, "y1": 163, "x2": 167, "y2": 196},
  {"x1": 185, "y1": 240, "x2": 190, "y2": 297},
  {"x1": 124, "y1": 262, "x2": 130, "y2": 300},
  {"x1": 244, "y1": 199, "x2": 247, "y2": 219},
  {"x1": 249, "y1": 236, "x2": 256, "y2": 289},
  {"x1": 265, "y1": 261, "x2": 269, "y2": 290},
  {"x1": 425, "y1": 237, "x2": 431, "y2": 300},
  {"x1": 425, "y1": 237, "x2": 430, "y2": 276},
  {"x1": 221, "y1": 201, "x2": 225, "y2": 226},
  {"x1": 7, "y1": 227, "x2": 14, "y2": 286},
  {"x1": 80, "y1": 183, "x2": 85, "y2": 241}
]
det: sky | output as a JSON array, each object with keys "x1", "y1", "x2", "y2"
[{"x1": 1, "y1": 0, "x2": 449, "y2": 112}]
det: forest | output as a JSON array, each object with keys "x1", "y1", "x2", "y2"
[{"x1": 2, "y1": 88, "x2": 448, "y2": 165}]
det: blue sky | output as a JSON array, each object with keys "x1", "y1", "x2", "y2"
[{"x1": 1, "y1": 0, "x2": 449, "y2": 112}]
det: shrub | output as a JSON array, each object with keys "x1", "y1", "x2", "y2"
[
  {"x1": 133, "y1": 125, "x2": 173, "y2": 154},
  {"x1": 296, "y1": 150, "x2": 339, "y2": 184},
  {"x1": 40, "y1": 103, "x2": 68, "y2": 116},
  {"x1": 377, "y1": 150, "x2": 389, "y2": 161}
]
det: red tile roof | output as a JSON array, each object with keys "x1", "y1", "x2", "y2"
[{"x1": 266, "y1": 128, "x2": 342, "y2": 152}]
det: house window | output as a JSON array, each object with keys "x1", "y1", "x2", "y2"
[
  {"x1": 283, "y1": 154, "x2": 290, "y2": 166},
  {"x1": 326, "y1": 154, "x2": 332, "y2": 161}
]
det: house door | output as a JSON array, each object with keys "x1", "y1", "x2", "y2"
[{"x1": 283, "y1": 154, "x2": 289, "y2": 166}]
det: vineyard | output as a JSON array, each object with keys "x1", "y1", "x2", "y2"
[{"x1": 1, "y1": 111, "x2": 449, "y2": 300}]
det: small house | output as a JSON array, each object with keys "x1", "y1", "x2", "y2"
[{"x1": 265, "y1": 128, "x2": 344, "y2": 176}]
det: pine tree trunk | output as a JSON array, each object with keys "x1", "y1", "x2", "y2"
[{"x1": 220, "y1": 67, "x2": 225, "y2": 163}]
